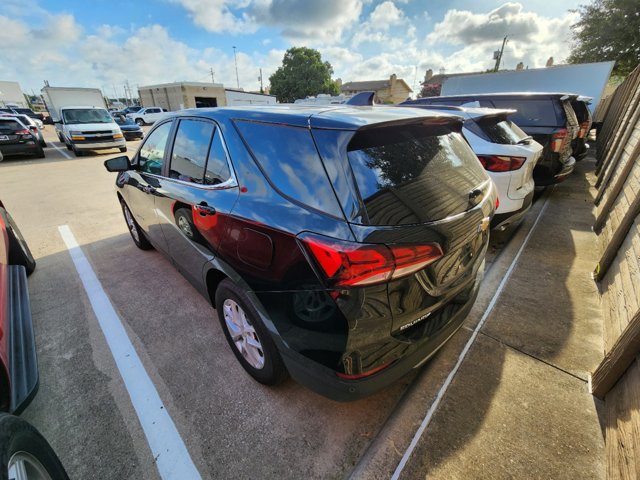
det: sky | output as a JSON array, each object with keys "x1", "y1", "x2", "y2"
[{"x1": 0, "y1": 0, "x2": 584, "y2": 99}]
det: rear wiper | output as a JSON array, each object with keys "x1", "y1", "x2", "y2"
[{"x1": 517, "y1": 136, "x2": 533, "y2": 145}]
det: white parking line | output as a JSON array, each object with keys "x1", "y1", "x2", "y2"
[
  {"x1": 390, "y1": 192, "x2": 553, "y2": 480},
  {"x1": 58, "y1": 225, "x2": 201, "y2": 480},
  {"x1": 50, "y1": 142, "x2": 73, "y2": 160}
]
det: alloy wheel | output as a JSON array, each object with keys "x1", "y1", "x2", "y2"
[
  {"x1": 123, "y1": 205, "x2": 140, "y2": 242},
  {"x1": 8, "y1": 451, "x2": 53, "y2": 480},
  {"x1": 223, "y1": 299, "x2": 265, "y2": 369}
]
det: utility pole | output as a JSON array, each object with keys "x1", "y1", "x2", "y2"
[
  {"x1": 258, "y1": 68, "x2": 263, "y2": 94},
  {"x1": 210, "y1": 67, "x2": 215, "y2": 83},
  {"x1": 493, "y1": 35, "x2": 508, "y2": 72},
  {"x1": 233, "y1": 46, "x2": 240, "y2": 89}
]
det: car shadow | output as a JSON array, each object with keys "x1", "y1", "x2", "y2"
[
  {"x1": 400, "y1": 158, "x2": 604, "y2": 478},
  {"x1": 21, "y1": 230, "x2": 415, "y2": 480}
]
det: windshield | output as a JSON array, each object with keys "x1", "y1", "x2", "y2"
[
  {"x1": 347, "y1": 125, "x2": 488, "y2": 225},
  {"x1": 62, "y1": 108, "x2": 113, "y2": 124},
  {"x1": 114, "y1": 116, "x2": 135, "y2": 125}
]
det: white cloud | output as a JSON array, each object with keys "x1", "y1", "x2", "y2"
[
  {"x1": 171, "y1": 0, "x2": 256, "y2": 33},
  {"x1": 352, "y1": 0, "x2": 412, "y2": 47},
  {"x1": 252, "y1": 0, "x2": 364, "y2": 44}
]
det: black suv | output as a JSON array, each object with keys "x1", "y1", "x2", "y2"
[
  {"x1": 104, "y1": 105, "x2": 496, "y2": 401},
  {"x1": 403, "y1": 93, "x2": 580, "y2": 186}
]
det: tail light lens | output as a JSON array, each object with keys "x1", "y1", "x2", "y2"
[
  {"x1": 477, "y1": 155, "x2": 526, "y2": 172},
  {"x1": 300, "y1": 234, "x2": 444, "y2": 287},
  {"x1": 550, "y1": 128, "x2": 568, "y2": 152},
  {"x1": 578, "y1": 121, "x2": 590, "y2": 139},
  {"x1": 15, "y1": 129, "x2": 30, "y2": 135}
]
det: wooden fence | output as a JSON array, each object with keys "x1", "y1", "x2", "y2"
[{"x1": 589, "y1": 63, "x2": 640, "y2": 479}]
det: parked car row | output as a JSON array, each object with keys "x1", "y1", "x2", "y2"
[{"x1": 402, "y1": 92, "x2": 591, "y2": 186}]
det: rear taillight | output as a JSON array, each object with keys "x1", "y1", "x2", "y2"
[
  {"x1": 15, "y1": 129, "x2": 30, "y2": 135},
  {"x1": 477, "y1": 155, "x2": 526, "y2": 172},
  {"x1": 578, "y1": 121, "x2": 589, "y2": 139},
  {"x1": 550, "y1": 128, "x2": 568, "y2": 152},
  {"x1": 300, "y1": 234, "x2": 444, "y2": 287}
]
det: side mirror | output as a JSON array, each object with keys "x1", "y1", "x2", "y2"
[{"x1": 104, "y1": 155, "x2": 131, "y2": 172}]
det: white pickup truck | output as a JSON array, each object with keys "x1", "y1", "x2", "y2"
[{"x1": 127, "y1": 107, "x2": 168, "y2": 126}]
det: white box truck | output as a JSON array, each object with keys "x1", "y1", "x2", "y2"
[{"x1": 41, "y1": 87, "x2": 126, "y2": 156}]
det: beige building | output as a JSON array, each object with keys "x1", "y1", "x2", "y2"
[
  {"x1": 340, "y1": 74, "x2": 412, "y2": 104},
  {"x1": 138, "y1": 82, "x2": 276, "y2": 111}
]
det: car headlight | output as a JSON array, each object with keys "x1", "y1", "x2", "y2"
[{"x1": 70, "y1": 130, "x2": 82, "y2": 136}]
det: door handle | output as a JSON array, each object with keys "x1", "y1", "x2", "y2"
[
  {"x1": 142, "y1": 185, "x2": 156, "y2": 194},
  {"x1": 195, "y1": 202, "x2": 216, "y2": 216}
]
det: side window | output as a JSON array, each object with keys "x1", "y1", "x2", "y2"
[
  {"x1": 204, "y1": 130, "x2": 232, "y2": 185},
  {"x1": 169, "y1": 119, "x2": 214, "y2": 183},
  {"x1": 235, "y1": 120, "x2": 342, "y2": 216},
  {"x1": 138, "y1": 121, "x2": 172, "y2": 175}
]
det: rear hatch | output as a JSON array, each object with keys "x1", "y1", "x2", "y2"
[
  {"x1": 0, "y1": 120, "x2": 31, "y2": 146},
  {"x1": 329, "y1": 118, "x2": 496, "y2": 335}
]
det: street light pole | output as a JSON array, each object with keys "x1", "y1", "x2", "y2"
[{"x1": 232, "y1": 46, "x2": 240, "y2": 89}]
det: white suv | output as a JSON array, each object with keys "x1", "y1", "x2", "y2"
[
  {"x1": 411, "y1": 105, "x2": 543, "y2": 230},
  {"x1": 127, "y1": 107, "x2": 168, "y2": 126}
]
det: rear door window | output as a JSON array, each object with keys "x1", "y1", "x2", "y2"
[
  {"x1": 204, "y1": 130, "x2": 232, "y2": 185},
  {"x1": 347, "y1": 125, "x2": 487, "y2": 225},
  {"x1": 490, "y1": 99, "x2": 557, "y2": 126},
  {"x1": 235, "y1": 121, "x2": 342, "y2": 217},
  {"x1": 169, "y1": 119, "x2": 214, "y2": 183}
]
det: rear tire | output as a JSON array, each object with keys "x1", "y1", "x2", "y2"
[
  {"x1": 215, "y1": 279, "x2": 288, "y2": 386},
  {"x1": 121, "y1": 201, "x2": 153, "y2": 250},
  {"x1": 35, "y1": 146, "x2": 45, "y2": 158},
  {"x1": 0, "y1": 413, "x2": 70, "y2": 480}
]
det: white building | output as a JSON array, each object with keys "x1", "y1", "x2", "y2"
[{"x1": 0, "y1": 81, "x2": 27, "y2": 107}]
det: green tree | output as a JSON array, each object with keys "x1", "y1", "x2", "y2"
[
  {"x1": 269, "y1": 47, "x2": 339, "y2": 103},
  {"x1": 568, "y1": 0, "x2": 640, "y2": 76}
]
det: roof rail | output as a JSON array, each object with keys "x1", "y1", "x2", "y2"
[{"x1": 346, "y1": 91, "x2": 376, "y2": 106}]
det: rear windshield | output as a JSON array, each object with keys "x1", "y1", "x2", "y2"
[
  {"x1": 466, "y1": 117, "x2": 529, "y2": 145},
  {"x1": 347, "y1": 125, "x2": 487, "y2": 226},
  {"x1": 490, "y1": 99, "x2": 558, "y2": 126},
  {"x1": 0, "y1": 120, "x2": 23, "y2": 132},
  {"x1": 13, "y1": 108, "x2": 34, "y2": 116}
]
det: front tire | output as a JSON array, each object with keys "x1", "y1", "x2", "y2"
[
  {"x1": 120, "y1": 201, "x2": 153, "y2": 250},
  {"x1": 215, "y1": 279, "x2": 287, "y2": 385},
  {"x1": 0, "y1": 413, "x2": 70, "y2": 480},
  {"x1": 119, "y1": 147, "x2": 127, "y2": 153},
  {"x1": 135, "y1": 118, "x2": 144, "y2": 126}
]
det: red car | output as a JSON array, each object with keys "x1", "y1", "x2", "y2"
[{"x1": 0, "y1": 200, "x2": 68, "y2": 478}]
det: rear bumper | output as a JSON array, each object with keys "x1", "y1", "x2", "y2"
[
  {"x1": 281, "y1": 277, "x2": 480, "y2": 401},
  {"x1": 0, "y1": 143, "x2": 40, "y2": 156},
  {"x1": 554, "y1": 156, "x2": 576, "y2": 183},
  {"x1": 5, "y1": 265, "x2": 39, "y2": 414},
  {"x1": 491, "y1": 189, "x2": 534, "y2": 230}
]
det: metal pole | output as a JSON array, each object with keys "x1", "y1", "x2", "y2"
[
  {"x1": 494, "y1": 35, "x2": 508, "y2": 72},
  {"x1": 259, "y1": 68, "x2": 263, "y2": 93},
  {"x1": 233, "y1": 46, "x2": 240, "y2": 89},
  {"x1": 210, "y1": 68, "x2": 215, "y2": 83}
]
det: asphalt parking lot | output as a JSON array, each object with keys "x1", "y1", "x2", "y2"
[{"x1": 0, "y1": 125, "x2": 557, "y2": 479}]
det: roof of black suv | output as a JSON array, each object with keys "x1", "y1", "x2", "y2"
[
  {"x1": 405, "y1": 92, "x2": 579, "y2": 101},
  {"x1": 173, "y1": 105, "x2": 464, "y2": 130}
]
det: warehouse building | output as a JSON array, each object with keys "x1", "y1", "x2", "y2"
[{"x1": 137, "y1": 82, "x2": 276, "y2": 111}]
